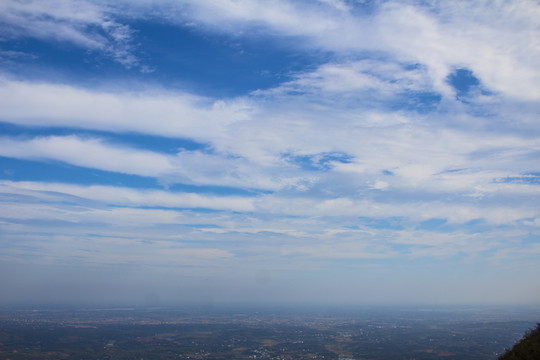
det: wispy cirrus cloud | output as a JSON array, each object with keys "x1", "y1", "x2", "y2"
[
  {"x1": 0, "y1": 180, "x2": 256, "y2": 212},
  {"x1": 0, "y1": 0, "x2": 139, "y2": 68}
]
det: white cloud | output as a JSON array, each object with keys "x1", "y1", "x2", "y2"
[
  {"x1": 522, "y1": 218, "x2": 540, "y2": 227},
  {"x1": 0, "y1": 180, "x2": 255, "y2": 212},
  {"x1": 180, "y1": 0, "x2": 348, "y2": 36},
  {"x1": 0, "y1": 135, "x2": 175, "y2": 177},
  {"x1": 258, "y1": 59, "x2": 435, "y2": 101},
  {"x1": 370, "y1": 180, "x2": 389, "y2": 190},
  {"x1": 0, "y1": 78, "x2": 252, "y2": 139}
]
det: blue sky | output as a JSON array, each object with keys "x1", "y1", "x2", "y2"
[{"x1": 1, "y1": 0, "x2": 540, "y2": 307}]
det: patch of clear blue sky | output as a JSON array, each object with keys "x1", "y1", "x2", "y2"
[
  {"x1": 6, "y1": 217, "x2": 105, "y2": 229},
  {"x1": 0, "y1": 122, "x2": 207, "y2": 154},
  {"x1": 130, "y1": 19, "x2": 332, "y2": 97},
  {"x1": 0, "y1": 156, "x2": 158, "y2": 188},
  {"x1": 349, "y1": 217, "x2": 492, "y2": 234},
  {"x1": 185, "y1": 224, "x2": 221, "y2": 229},
  {"x1": 416, "y1": 217, "x2": 502, "y2": 234},
  {"x1": 447, "y1": 68, "x2": 479, "y2": 96},
  {"x1": 167, "y1": 183, "x2": 267, "y2": 196},
  {"x1": 282, "y1": 152, "x2": 353, "y2": 171},
  {"x1": 1, "y1": 19, "x2": 330, "y2": 98},
  {"x1": 109, "y1": 204, "x2": 225, "y2": 213},
  {"x1": 417, "y1": 218, "x2": 449, "y2": 231},
  {"x1": 0, "y1": 156, "x2": 263, "y2": 196},
  {"x1": 497, "y1": 173, "x2": 540, "y2": 185},
  {"x1": 390, "y1": 90, "x2": 442, "y2": 113},
  {"x1": 446, "y1": 68, "x2": 493, "y2": 103}
]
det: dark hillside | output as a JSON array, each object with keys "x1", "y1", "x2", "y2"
[{"x1": 499, "y1": 323, "x2": 540, "y2": 360}]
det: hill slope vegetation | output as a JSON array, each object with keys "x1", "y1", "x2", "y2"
[{"x1": 499, "y1": 323, "x2": 540, "y2": 360}]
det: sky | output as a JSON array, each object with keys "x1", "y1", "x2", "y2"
[{"x1": 0, "y1": 0, "x2": 540, "y2": 307}]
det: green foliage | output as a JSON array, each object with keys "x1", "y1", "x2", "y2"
[{"x1": 499, "y1": 323, "x2": 540, "y2": 360}]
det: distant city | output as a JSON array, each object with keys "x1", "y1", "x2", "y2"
[{"x1": 1, "y1": 305, "x2": 538, "y2": 359}]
